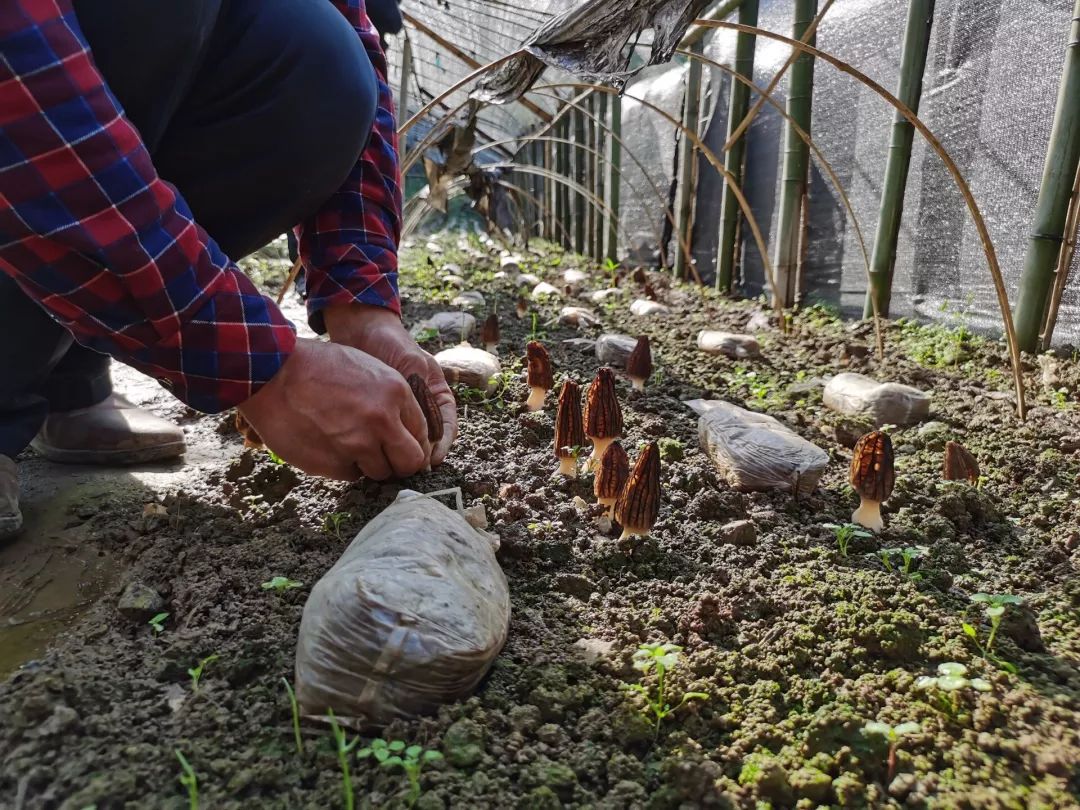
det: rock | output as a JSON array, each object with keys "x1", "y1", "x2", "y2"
[
  {"x1": 719, "y1": 519, "x2": 756, "y2": 547},
  {"x1": 463, "y1": 505, "x2": 488, "y2": 530},
  {"x1": 451, "y1": 291, "x2": 485, "y2": 309},
  {"x1": 688, "y1": 400, "x2": 829, "y2": 497},
  {"x1": 532, "y1": 282, "x2": 560, "y2": 299},
  {"x1": 37, "y1": 704, "x2": 79, "y2": 737},
  {"x1": 823, "y1": 372, "x2": 931, "y2": 427},
  {"x1": 500, "y1": 255, "x2": 523, "y2": 275},
  {"x1": 117, "y1": 582, "x2": 165, "y2": 623},
  {"x1": 572, "y1": 638, "x2": 615, "y2": 664},
  {"x1": 630, "y1": 299, "x2": 669, "y2": 317},
  {"x1": 443, "y1": 718, "x2": 485, "y2": 768},
  {"x1": 562, "y1": 338, "x2": 597, "y2": 354},
  {"x1": 888, "y1": 772, "x2": 917, "y2": 799},
  {"x1": 595, "y1": 333, "x2": 638, "y2": 368},
  {"x1": 411, "y1": 312, "x2": 476, "y2": 342},
  {"x1": 746, "y1": 310, "x2": 774, "y2": 332},
  {"x1": 790, "y1": 767, "x2": 831, "y2": 803},
  {"x1": 697, "y1": 331, "x2": 761, "y2": 359},
  {"x1": 1001, "y1": 601, "x2": 1046, "y2": 653},
  {"x1": 558, "y1": 307, "x2": 600, "y2": 328},
  {"x1": 823, "y1": 416, "x2": 876, "y2": 449},
  {"x1": 441, "y1": 274, "x2": 466, "y2": 288},
  {"x1": 589, "y1": 288, "x2": 623, "y2": 303},
  {"x1": 520, "y1": 273, "x2": 542, "y2": 287},
  {"x1": 424, "y1": 240, "x2": 443, "y2": 254},
  {"x1": 563, "y1": 269, "x2": 588, "y2": 286},
  {"x1": 916, "y1": 420, "x2": 950, "y2": 450},
  {"x1": 434, "y1": 346, "x2": 501, "y2": 393}
]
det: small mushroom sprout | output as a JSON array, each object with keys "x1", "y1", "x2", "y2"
[
  {"x1": 594, "y1": 440, "x2": 629, "y2": 516},
  {"x1": 850, "y1": 430, "x2": 895, "y2": 532},
  {"x1": 615, "y1": 442, "x2": 661, "y2": 541},
  {"x1": 482, "y1": 312, "x2": 500, "y2": 354},
  {"x1": 943, "y1": 440, "x2": 980, "y2": 484},
  {"x1": 583, "y1": 367, "x2": 623, "y2": 467},
  {"x1": 626, "y1": 335, "x2": 653, "y2": 391},
  {"x1": 525, "y1": 341, "x2": 554, "y2": 411},
  {"x1": 407, "y1": 374, "x2": 444, "y2": 443},
  {"x1": 554, "y1": 380, "x2": 586, "y2": 477}
]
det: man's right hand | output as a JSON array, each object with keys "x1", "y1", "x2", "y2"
[{"x1": 238, "y1": 337, "x2": 431, "y2": 481}]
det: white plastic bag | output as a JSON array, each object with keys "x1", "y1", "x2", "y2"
[{"x1": 295, "y1": 489, "x2": 509, "y2": 729}]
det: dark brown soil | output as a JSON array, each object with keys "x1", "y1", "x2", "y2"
[{"x1": 1, "y1": 233, "x2": 1078, "y2": 810}]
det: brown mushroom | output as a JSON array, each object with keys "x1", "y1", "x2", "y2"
[
  {"x1": 626, "y1": 335, "x2": 653, "y2": 391},
  {"x1": 525, "y1": 341, "x2": 554, "y2": 411},
  {"x1": 554, "y1": 380, "x2": 586, "y2": 477},
  {"x1": 583, "y1": 367, "x2": 624, "y2": 468},
  {"x1": 235, "y1": 411, "x2": 264, "y2": 449},
  {"x1": 850, "y1": 430, "x2": 895, "y2": 532},
  {"x1": 482, "y1": 312, "x2": 500, "y2": 354},
  {"x1": 515, "y1": 296, "x2": 529, "y2": 319},
  {"x1": 594, "y1": 440, "x2": 629, "y2": 516},
  {"x1": 615, "y1": 442, "x2": 661, "y2": 541},
  {"x1": 943, "y1": 441, "x2": 980, "y2": 484},
  {"x1": 407, "y1": 374, "x2": 444, "y2": 443}
]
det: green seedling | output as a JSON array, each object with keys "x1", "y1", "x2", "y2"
[
  {"x1": 262, "y1": 576, "x2": 304, "y2": 592},
  {"x1": 358, "y1": 739, "x2": 443, "y2": 808},
  {"x1": 603, "y1": 257, "x2": 619, "y2": 287},
  {"x1": 281, "y1": 678, "x2": 303, "y2": 756},
  {"x1": 175, "y1": 750, "x2": 199, "y2": 810},
  {"x1": 625, "y1": 643, "x2": 709, "y2": 741},
  {"x1": 823, "y1": 522, "x2": 873, "y2": 557},
  {"x1": 327, "y1": 709, "x2": 358, "y2": 810},
  {"x1": 964, "y1": 593, "x2": 1023, "y2": 673},
  {"x1": 187, "y1": 654, "x2": 219, "y2": 693},
  {"x1": 148, "y1": 612, "x2": 169, "y2": 634},
  {"x1": 323, "y1": 511, "x2": 351, "y2": 539},
  {"x1": 915, "y1": 662, "x2": 991, "y2": 719},
  {"x1": 266, "y1": 450, "x2": 287, "y2": 466},
  {"x1": 862, "y1": 721, "x2": 921, "y2": 783},
  {"x1": 414, "y1": 326, "x2": 439, "y2": 344},
  {"x1": 879, "y1": 546, "x2": 928, "y2": 580}
]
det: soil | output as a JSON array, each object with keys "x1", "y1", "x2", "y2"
[{"x1": 1, "y1": 232, "x2": 1078, "y2": 810}]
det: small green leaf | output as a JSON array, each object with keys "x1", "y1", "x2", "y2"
[
  {"x1": 986, "y1": 605, "x2": 1005, "y2": 618},
  {"x1": 424, "y1": 750, "x2": 443, "y2": 762},
  {"x1": 997, "y1": 660, "x2": 1019, "y2": 675},
  {"x1": 937, "y1": 675, "x2": 967, "y2": 691},
  {"x1": 970, "y1": 678, "x2": 992, "y2": 691},
  {"x1": 388, "y1": 740, "x2": 406, "y2": 752},
  {"x1": 970, "y1": 593, "x2": 991, "y2": 603},
  {"x1": 937, "y1": 662, "x2": 967, "y2": 677},
  {"x1": 405, "y1": 745, "x2": 422, "y2": 758},
  {"x1": 357, "y1": 748, "x2": 372, "y2": 759},
  {"x1": 894, "y1": 722, "x2": 921, "y2": 736},
  {"x1": 962, "y1": 622, "x2": 977, "y2": 638},
  {"x1": 374, "y1": 748, "x2": 389, "y2": 762},
  {"x1": 863, "y1": 721, "x2": 892, "y2": 737}
]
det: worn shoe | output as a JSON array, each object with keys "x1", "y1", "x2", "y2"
[
  {"x1": 31, "y1": 394, "x2": 186, "y2": 465},
  {"x1": 0, "y1": 455, "x2": 22, "y2": 539}
]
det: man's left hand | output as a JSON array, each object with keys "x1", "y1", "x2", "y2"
[{"x1": 323, "y1": 303, "x2": 457, "y2": 466}]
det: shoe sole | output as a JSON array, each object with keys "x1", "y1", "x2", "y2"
[
  {"x1": 30, "y1": 439, "x2": 187, "y2": 466},
  {"x1": 0, "y1": 513, "x2": 23, "y2": 541}
]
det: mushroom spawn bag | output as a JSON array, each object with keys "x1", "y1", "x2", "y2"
[{"x1": 295, "y1": 490, "x2": 509, "y2": 729}]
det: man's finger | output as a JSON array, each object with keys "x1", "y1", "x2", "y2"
[
  {"x1": 431, "y1": 393, "x2": 457, "y2": 466},
  {"x1": 399, "y1": 392, "x2": 433, "y2": 464},
  {"x1": 356, "y1": 449, "x2": 393, "y2": 482},
  {"x1": 384, "y1": 432, "x2": 428, "y2": 478}
]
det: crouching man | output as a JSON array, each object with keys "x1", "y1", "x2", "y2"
[{"x1": 0, "y1": 0, "x2": 456, "y2": 539}]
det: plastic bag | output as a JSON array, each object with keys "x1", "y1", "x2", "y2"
[{"x1": 295, "y1": 489, "x2": 509, "y2": 729}]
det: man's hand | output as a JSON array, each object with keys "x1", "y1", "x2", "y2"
[
  {"x1": 238, "y1": 338, "x2": 431, "y2": 481},
  {"x1": 323, "y1": 303, "x2": 457, "y2": 466}
]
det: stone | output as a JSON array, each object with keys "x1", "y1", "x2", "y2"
[
  {"x1": 688, "y1": 400, "x2": 829, "y2": 498},
  {"x1": 434, "y1": 346, "x2": 501, "y2": 393},
  {"x1": 746, "y1": 310, "x2": 774, "y2": 332},
  {"x1": 441, "y1": 275, "x2": 466, "y2": 288},
  {"x1": 443, "y1": 718, "x2": 485, "y2": 768},
  {"x1": 532, "y1": 282, "x2": 560, "y2": 299},
  {"x1": 520, "y1": 273, "x2": 542, "y2": 287},
  {"x1": 719, "y1": 519, "x2": 756, "y2": 547},
  {"x1": 630, "y1": 299, "x2": 669, "y2": 317},
  {"x1": 500, "y1": 255, "x2": 523, "y2": 275},
  {"x1": 424, "y1": 240, "x2": 443, "y2": 254},
  {"x1": 411, "y1": 312, "x2": 476, "y2": 342},
  {"x1": 572, "y1": 638, "x2": 615, "y2": 664},
  {"x1": 822, "y1": 416, "x2": 875, "y2": 449},
  {"x1": 823, "y1": 372, "x2": 931, "y2": 427},
  {"x1": 589, "y1": 288, "x2": 623, "y2": 303},
  {"x1": 562, "y1": 338, "x2": 597, "y2": 354},
  {"x1": 697, "y1": 331, "x2": 761, "y2": 359},
  {"x1": 451, "y1": 291, "x2": 485, "y2": 309},
  {"x1": 463, "y1": 505, "x2": 488, "y2": 530},
  {"x1": 558, "y1": 307, "x2": 600, "y2": 328},
  {"x1": 117, "y1": 582, "x2": 165, "y2": 623},
  {"x1": 595, "y1": 333, "x2": 638, "y2": 368},
  {"x1": 888, "y1": 772, "x2": 917, "y2": 799},
  {"x1": 563, "y1": 269, "x2": 588, "y2": 286}
]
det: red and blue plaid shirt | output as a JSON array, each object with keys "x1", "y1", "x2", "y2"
[{"x1": 0, "y1": 0, "x2": 401, "y2": 413}]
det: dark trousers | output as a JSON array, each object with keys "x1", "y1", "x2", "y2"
[{"x1": 0, "y1": 0, "x2": 378, "y2": 457}]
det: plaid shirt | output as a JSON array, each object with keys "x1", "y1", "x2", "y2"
[{"x1": 0, "y1": 0, "x2": 401, "y2": 414}]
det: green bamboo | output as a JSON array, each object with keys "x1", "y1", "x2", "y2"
[
  {"x1": 674, "y1": 42, "x2": 704, "y2": 280},
  {"x1": 574, "y1": 108, "x2": 588, "y2": 254},
  {"x1": 716, "y1": 0, "x2": 759, "y2": 291},
  {"x1": 773, "y1": 0, "x2": 817, "y2": 307},
  {"x1": 594, "y1": 93, "x2": 608, "y2": 260},
  {"x1": 557, "y1": 117, "x2": 571, "y2": 248},
  {"x1": 607, "y1": 95, "x2": 623, "y2": 261},
  {"x1": 1014, "y1": 0, "x2": 1080, "y2": 352},
  {"x1": 585, "y1": 95, "x2": 597, "y2": 258},
  {"x1": 863, "y1": 0, "x2": 935, "y2": 317}
]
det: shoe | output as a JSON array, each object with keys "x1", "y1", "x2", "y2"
[
  {"x1": 31, "y1": 393, "x2": 186, "y2": 465},
  {"x1": 0, "y1": 455, "x2": 22, "y2": 539}
]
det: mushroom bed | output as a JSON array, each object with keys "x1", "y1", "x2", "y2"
[{"x1": 2, "y1": 233, "x2": 1080, "y2": 809}]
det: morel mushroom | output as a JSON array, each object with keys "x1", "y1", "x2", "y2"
[
  {"x1": 583, "y1": 367, "x2": 624, "y2": 467},
  {"x1": 594, "y1": 440, "x2": 629, "y2": 516},
  {"x1": 407, "y1": 374, "x2": 444, "y2": 443},
  {"x1": 515, "y1": 296, "x2": 528, "y2": 319},
  {"x1": 482, "y1": 312, "x2": 500, "y2": 354},
  {"x1": 626, "y1": 335, "x2": 653, "y2": 391},
  {"x1": 850, "y1": 430, "x2": 895, "y2": 532},
  {"x1": 615, "y1": 442, "x2": 661, "y2": 541},
  {"x1": 525, "y1": 341, "x2": 554, "y2": 411},
  {"x1": 943, "y1": 441, "x2": 979, "y2": 484},
  {"x1": 554, "y1": 380, "x2": 586, "y2": 477}
]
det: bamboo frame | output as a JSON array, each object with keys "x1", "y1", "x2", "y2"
[
  {"x1": 1042, "y1": 158, "x2": 1080, "y2": 349},
  {"x1": 674, "y1": 41, "x2": 704, "y2": 281}
]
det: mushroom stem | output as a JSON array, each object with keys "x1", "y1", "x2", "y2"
[
  {"x1": 852, "y1": 498, "x2": 884, "y2": 532},
  {"x1": 629, "y1": 376, "x2": 646, "y2": 392},
  {"x1": 558, "y1": 456, "x2": 579, "y2": 477},
  {"x1": 597, "y1": 496, "x2": 616, "y2": 518},
  {"x1": 485, "y1": 342, "x2": 498, "y2": 354},
  {"x1": 526, "y1": 386, "x2": 547, "y2": 411},
  {"x1": 589, "y1": 436, "x2": 614, "y2": 469},
  {"x1": 617, "y1": 526, "x2": 648, "y2": 542}
]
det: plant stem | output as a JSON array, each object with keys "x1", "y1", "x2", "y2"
[
  {"x1": 887, "y1": 741, "x2": 897, "y2": 783},
  {"x1": 282, "y1": 678, "x2": 303, "y2": 756}
]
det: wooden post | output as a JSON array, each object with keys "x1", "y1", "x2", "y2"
[
  {"x1": 585, "y1": 95, "x2": 597, "y2": 259},
  {"x1": 574, "y1": 108, "x2": 587, "y2": 254},
  {"x1": 594, "y1": 93, "x2": 608, "y2": 261},
  {"x1": 560, "y1": 116, "x2": 573, "y2": 249},
  {"x1": 674, "y1": 42, "x2": 704, "y2": 281},
  {"x1": 607, "y1": 94, "x2": 623, "y2": 262},
  {"x1": 544, "y1": 135, "x2": 555, "y2": 241}
]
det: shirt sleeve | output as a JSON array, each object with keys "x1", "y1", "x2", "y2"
[
  {"x1": 298, "y1": 0, "x2": 403, "y2": 334},
  {"x1": 0, "y1": 1, "x2": 296, "y2": 414}
]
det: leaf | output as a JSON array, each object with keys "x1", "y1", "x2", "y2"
[
  {"x1": 937, "y1": 675, "x2": 967, "y2": 691},
  {"x1": 914, "y1": 676, "x2": 937, "y2": 690},
  {"x1": 423, "y1": 750, "x2": 443, "y2": 762},
  {"x1": 962, "y1": 622, "x2": 977, "y2": 638},
  {"x1": 862, "y1": 722, "x2": 892, "y2": 737},
  {"x1": 388, "y1": 740, "x2": 406, "y2": 752},
  {"x1": 970, "y1": 593, "x2": 991, "y2": 603},
  {"x1": 357, "y1": 749, "x2": 372, "y2": 759},
  {"x1": 374, "y1": 748, "x2": 389, "y2": 762},
  {"x1": 986, "y1": 605, "x2": 1006, "y2": 618},
  {"x1": 384, "y1": 756, "x2": 403, "y2": 768},
  {"x1": 937, "y1": 662, "x2": 967, "y2": 677},
  {"x1": 683, "y1": 692, "x2": 709, "y2": 701},
  {"x1": 894, "y1": 722, "x2": 922, "y2": 736},
  {"x1": 999, "y1": 594, "x2": 1023, "y2": 605},
  {"x1": 405, "y1": 745, "x2": 422, "y2": 759},
  {"x1": 996, "y1": 659, "x2": 1019, "y2": 675},
  {"x1": 970, "y1": 678, "x2": 993, "y2": 691}
]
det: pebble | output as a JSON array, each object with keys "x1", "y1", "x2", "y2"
[
  {"x1": 746, "y1": 310, "x2": 774, "y2": 332},
  {"x1": 589, "y1": 288, "x2": 623, "y2": 303},
  {"x1": 451, "y1": 291, "x2": 485, "y2": 309},
  {"x1": 697, "y1": 331, "x2": 761, "y2": 359},
  {"x1": 117, "y1": 582, "x2": 165, "y2": 623},
  {"x1": 411, "y1": 311, "x2": 476, "y2": 342},
  {"x1": 563, "y1": 269, "x2": 588, "y2": 286},
  {"x1": 558, "y1": 307, "x2": 600, "y2": 328},
  {"x1": 630, "y1": 299, "x2": 669, "y2": 317},
  {"x1": 520, "y1": 273, "x2": 542, "y2": 286},
  {"x1": 500, "y1": 255, "x2": 523, "y2": 275},
  {"x1": 562, "y1": 338, "x2": 597, "y2": 354},
  {"x1": 823, "y1": 372, "x2": 931, "y2": 427},
  {"x1": 434, "y1": 346, "x2": 501, "y2": 393},
  {"x1": 719, "y1": 519, "x2": 757, "y2": 547},
  {"x1": 441, "y1": 274, "x2": 466, "y2": 288},
  {"x1": 532, "y1": 282, "x2": 560, "y2": 299},
  {"x1": 595, "y1": 333, "x2": 637, "y2": 368},
  {"x1": 572, "y1": 638, "x2": 615, "y2": 664},
  {"x1": 463, "y1": 505, "x2": 488, "y2": 530}
]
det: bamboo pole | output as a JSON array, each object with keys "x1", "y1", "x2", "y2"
[
  {"x1": 594, "y1": 94, "x2": 607, "y2": 261},
  {"x1": 1014, "y1": 0, "x2": 1080, "y2": 352},
  {"x1": 773, "y1": 0, "x2": 818, "y2": 307},
  {"x1": 607, "y1": 94, "x2": 623, "y2": 261},
  {"x1": 1042, "y1": 158, "x2": 1080, "y2": 348},
  {"x1": 573, "y1": 108, "x2": 588, "y2": 254},
  {"x1": 397, "y1": 35, "x2": 413, "y2": 161},
  {"x1": 674, "y1": 42, "x2": 704, "y2": 280},
  {"x1": 585, "y1": 95, "x2": 597, "y2": 259},
  {"x1": 716, "y1": 0, "x2": 759, "y2": 292},
  {"x1": 555, "y1": 117, "x2": 567, "y2": 247},
  {"x1": 863, "y1": 0, "x2": 935, "y2": 317}
]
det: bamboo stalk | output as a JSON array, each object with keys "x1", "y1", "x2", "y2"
[
  {"x1": 1041, "y1": 158, "x2": 1080, "y2": 348},
  {"x1": 1014, "y1": 0, "x2": 1080, "y2": 352},
  {"x1": 773, "y1": 0, "x2": 818, "y2": 308},
  {"x1": 574, "y1": 108, "x2": 587, "y2": 254},
  {"x1": 864, "y1": 0, "x2": 935, "y2": 318},
  {"x1": 675, "y1": 42, "x2": 704, "y2": 281},
  {"x1": 397, "y1": 35, "x2": 413, "y2": 161},
  {"x1": 716, "y1": 0, "x2": 758, "y2": 292},
  {"x1": 585, "y1": 95, "x2": 597, "y2": 259},
  {"x1": 594, "y1": 93, "x2": 608, "y2": 261},
  {"x1": 608, "y1": 94, "x2": 622, "y2": 262}
]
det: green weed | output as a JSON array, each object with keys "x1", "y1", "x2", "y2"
[
  {"x1": 175, "y1": 750, "x2": 199, "y2": 810},
  {"x1": 327, "y1": 709, "x2": 358, "y2": 810},
  {"x1": 148, "y1": 612, "x2": 169, "y2": 634},
  {"x1": 963, "y1": 593, "x2": 1022, "y2": 673},
  {"x1": 281, "y1": 678, "x2": 304, "y2": 756},
  {"x1": 187, "y1": 654, "x2": 219, "y2": 693},
  {"x1": 624, "y1": 643, "x2": 709, "y2": 741},
  {"x1": 823, "y1": 522, "x2": 873, "y2": 557},
  {"x1": 358, "y1": 739, "x2": 443, "y2": 808}
]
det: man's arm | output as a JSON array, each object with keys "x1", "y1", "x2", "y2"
[{"x1": 0, "y1": 1, "x2": 295, "y2": 414}]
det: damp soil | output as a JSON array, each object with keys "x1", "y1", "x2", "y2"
[{"x1": 1, "y1": 233, "x2": 1078, "y2": 810}]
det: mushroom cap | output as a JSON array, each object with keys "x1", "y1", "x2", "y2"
[
  {"x1": 615, "y1": 442, "x2": 661, "y2": 532},
  {"x1": 526, "y1": 341, "x2": 554, "y2": 389},
  {"x1": 407, "y1": 373, "x2": 444, "y2": 442},
  {"x1": 554, "y1": 380, "x2": 586, "y2": 460},
  {"x1": 584, "y1": 367, "x2": 623, "y2": 439},
  {"x1": 943, "y1": 440, "x2": 980, "y2": 483},
  {"x1": 626, "y1": 335, "x2": 653, "y2": 381},
  {"x1": 594, "y1": 440, "x2": 630, "y2": 499},
  {"x1": 482, "y1": 312, "x2": 500, "y2": 345},
  {"x1": 850, "y1": 430, "x2": 895, "y2": 502}
]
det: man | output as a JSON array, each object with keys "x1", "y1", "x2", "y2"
[{"x1": 0, "y1": 0, "x2": 457, "y2": 539}]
